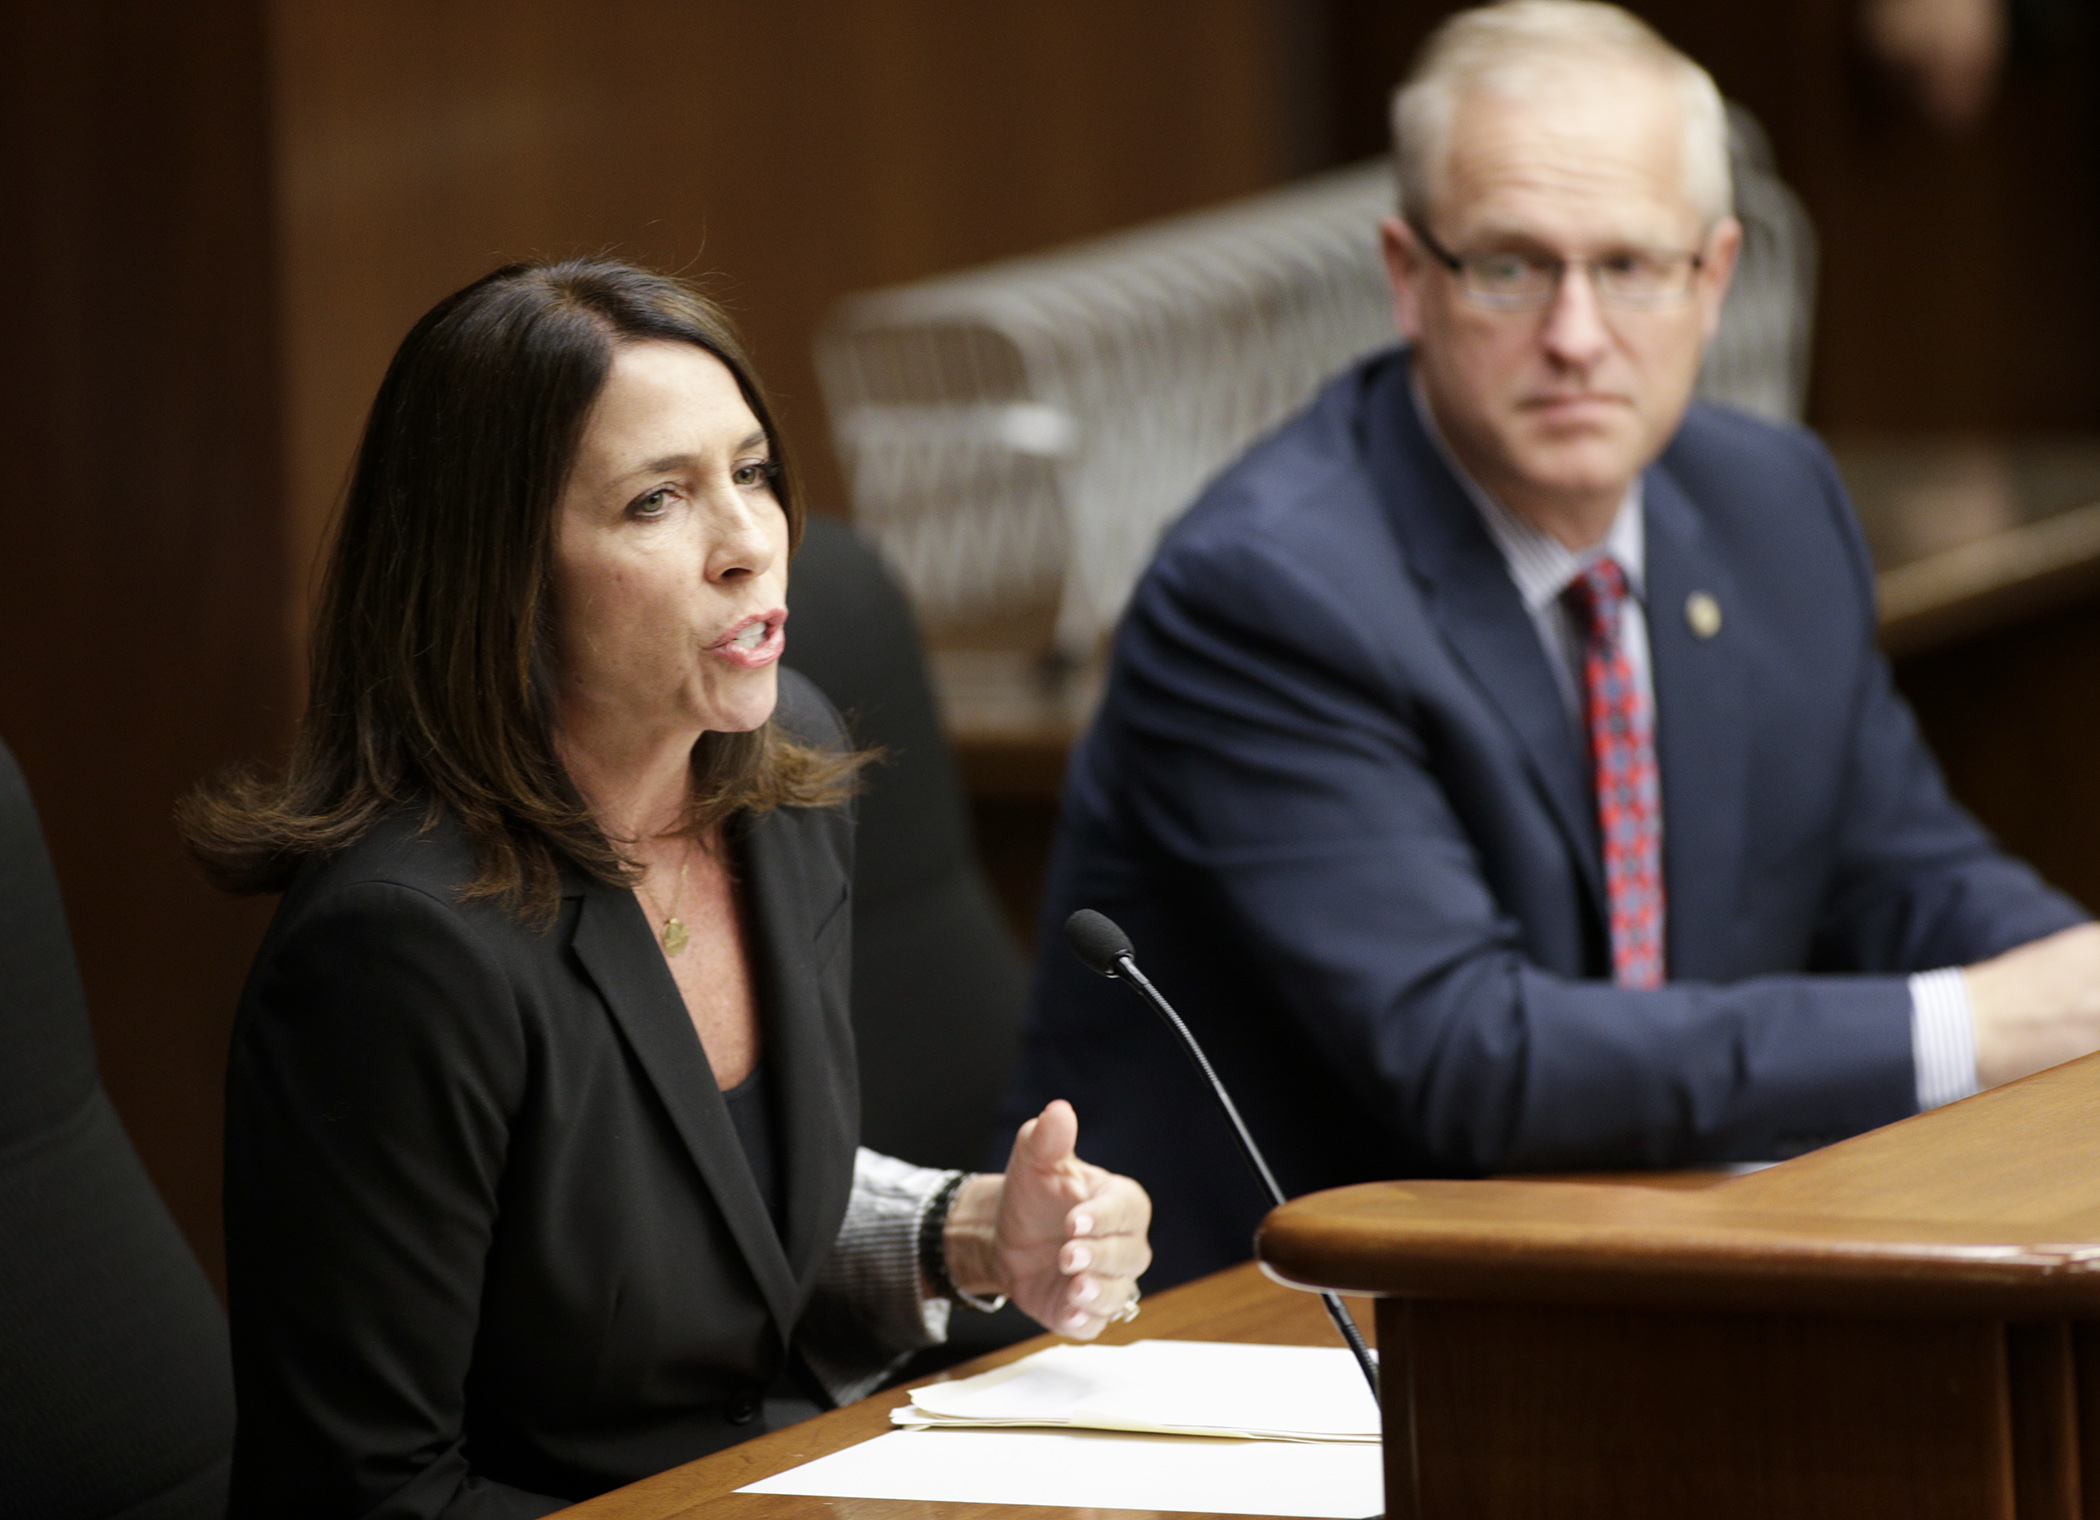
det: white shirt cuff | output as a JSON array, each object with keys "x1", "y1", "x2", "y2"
[{"x1": 1909, "y1": 967, "x2": 1979, "y2": 1111}]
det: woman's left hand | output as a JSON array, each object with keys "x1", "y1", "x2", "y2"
[{"x1": 946, "y1": 1100, "x2": 1151, "y2": 1337}]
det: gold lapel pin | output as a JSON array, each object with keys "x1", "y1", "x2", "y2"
[{"x1": 1685, "y1": 591, "x2": 1722, "y2": 640}]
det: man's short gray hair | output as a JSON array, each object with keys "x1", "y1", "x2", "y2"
[{"x1": 1390, "y1": 0, "x2": 1732, "y2": 230}]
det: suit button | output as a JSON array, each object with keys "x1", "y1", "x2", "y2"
[{"x1": 726, "y1": 1386, "x2": 762, "y2": 1425}]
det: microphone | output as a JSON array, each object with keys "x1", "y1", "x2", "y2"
[{"x1": 1064, "y1": 909, "x2": 1379, "y2": 1398}]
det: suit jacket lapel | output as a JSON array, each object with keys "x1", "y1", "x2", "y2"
[
  {"x1": 737, "y1": 811, "x2": 857, "y2": 1293},
  {"x1": 1643, "y1": 465, "x2": 1749, "y2": 982},
  {"x1": 1366, "y1": 363, "x2": 1607, "y2": 920},
  {"x1": 568, "y1": 873, "x2": 802, "y2": 1343}
]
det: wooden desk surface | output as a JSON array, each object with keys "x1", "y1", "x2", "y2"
[
  {"x1": 552, "y1": 1262, "x2": 1372, "y2": 1520},
  {"x1": 1258, "y1": 1056, "x2": 2100, "y2": 1520},
  {"x1": 1843, "y1": 433, "x2": 2100, "y2": 658},
  {"x1": 1260, "y1": 1047, "x2": 2100, "y2": 1318}
]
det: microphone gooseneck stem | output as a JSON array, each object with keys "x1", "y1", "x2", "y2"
[
  {"x1": 1112, "y1": 953, "x2": 1286, "y2": 1207},
  {"x1": 1110, "y1": 952, "x2": 1380, "y2": 1399}
]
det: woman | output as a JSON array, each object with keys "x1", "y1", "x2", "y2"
[{"x1": 187, "y1": 260, "x2": 1149, "y2": 1518}]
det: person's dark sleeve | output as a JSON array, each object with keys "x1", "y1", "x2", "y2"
[
  {"x1": 1108, "y1": 522, "x2": 1925, "y2": 1173},
  {"x1": 225, "y1": 882, "x2": 563, "y2": 1520},
  {"x1": 1802, "y1": 442, "x2": 2086, "y2": 973}
]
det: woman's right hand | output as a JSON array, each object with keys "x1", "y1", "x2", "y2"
[{"x1": 944, "y1": 1100, "x2": 1152, "y2": 1338}]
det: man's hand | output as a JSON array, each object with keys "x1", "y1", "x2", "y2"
[
  {"x1": 944, "y1": 1100, "x2": 1151, "y2": 1338},
  {"x1": 1965, "y1": 923, "x2": 2100, "y2": 1088}
]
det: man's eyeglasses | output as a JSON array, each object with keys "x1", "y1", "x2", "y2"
[{"x1": 1411, "y1": 222, "x2": 1705, "y2": 312}]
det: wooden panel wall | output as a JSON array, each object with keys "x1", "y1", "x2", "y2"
[
  {"x1": 0, "y1": 0, "x2": 289, "y2": 1286},
  {"x1": 271, "y1": 0, "x2": 1317, "y2": 635}
]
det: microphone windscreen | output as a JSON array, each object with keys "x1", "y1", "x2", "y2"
[{"x1": 1064, "y1": 909, "x2": 1134, "y2": 976}]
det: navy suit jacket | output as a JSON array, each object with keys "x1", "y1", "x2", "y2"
[{"x1": 1008, "y1": 348, "x2": 2084, "y2": 1290}]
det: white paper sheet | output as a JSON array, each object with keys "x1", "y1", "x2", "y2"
[
  {"x1": 738, "y1": 1426, "x2": 1384, "y2": 1518},
  {"x1": 894, "y1": 1340, "x2": 1379, "y2": 1442}
]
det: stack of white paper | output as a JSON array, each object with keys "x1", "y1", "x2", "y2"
[
  {"x1": 740, "y1": 1426, "x2": 1384, "y2": 1519},
  {"x1": 892, "y1": 1339, "x2": 1379, "y2": 1442}
]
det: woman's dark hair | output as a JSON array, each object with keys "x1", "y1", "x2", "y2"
[{"x1": 182, "y1": 258, "x2": 856, "y2": 920}]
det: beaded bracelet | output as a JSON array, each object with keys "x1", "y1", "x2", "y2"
[{"x1": 919, "y1": 1171, "x2": 1009, "y2": 1313}]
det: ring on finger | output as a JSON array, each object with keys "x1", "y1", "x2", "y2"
[{"x1": 1111, "y1": 1291, "x2": 1142, "y2": 1324}]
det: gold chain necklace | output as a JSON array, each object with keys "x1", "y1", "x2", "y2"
[{"x1": 641, "y1": 839, "x2": 694, "y2": 956}]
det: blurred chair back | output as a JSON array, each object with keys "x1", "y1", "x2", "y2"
[
  {"x1": 818, "y1": 104, "x2": 1815, "y2": 663},
  {"x1": 785, "y1": 515, "x2": 1028, "y2": 1173},
  {"x1": 0, "y1": 738, "x2": 232, "y2": 1518}
]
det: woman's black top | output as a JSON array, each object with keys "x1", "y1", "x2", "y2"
[
  {"x1": 223, "y1": 673, "x2": 858, "y2": 1519},
  {"x1": 722, "y1": 1063, "x2": 788, "y2": 1237}
]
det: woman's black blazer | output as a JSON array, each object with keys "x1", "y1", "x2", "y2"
[{"x1": 224, "y1": 673, "x2": 858, "y2": 1519}]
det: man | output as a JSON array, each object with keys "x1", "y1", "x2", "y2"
[{"x1": 1005, "y1": 0, "x2": 2100, "y2": 1291}]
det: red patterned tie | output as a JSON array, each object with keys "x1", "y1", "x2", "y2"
[{"x1": 1563, "y1": 560, "x2": 1665, "y2": 988}]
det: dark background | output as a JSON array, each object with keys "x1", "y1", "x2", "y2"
[{"x1": 5, "y1": 0, "x2": 2093, "y2": 1288}]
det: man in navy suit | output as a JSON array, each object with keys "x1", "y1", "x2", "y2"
[{"x1": 1006, "y1": 0, "x2": 2100, "y2": 1290}]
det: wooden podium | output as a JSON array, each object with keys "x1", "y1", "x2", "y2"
[{"x1": 1258, "y1": 1051, "x2": 2100, "y2": 1520}]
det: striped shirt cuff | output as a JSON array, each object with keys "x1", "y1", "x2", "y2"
[
  {"x1": 799, "y1": 1149, "x2": 955, "y2": 1406},
  {"x1": 825, "y1": 1148, "x2": 955, "y2": 1342},
  {"x1": 1909, "y1": 967, "x2": 1980, "y2": 1111}
]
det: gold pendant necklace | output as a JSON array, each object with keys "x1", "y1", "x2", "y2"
[{"x1": 649, "y1": 842, "x2": 693, "y2": 956}]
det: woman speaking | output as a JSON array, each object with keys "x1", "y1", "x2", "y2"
[{"x1": 187, "y1": 260, "x2": 1150, "y2": 1517}]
